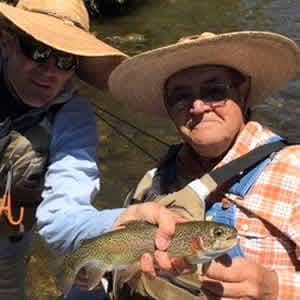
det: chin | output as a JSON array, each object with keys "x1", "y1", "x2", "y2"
[{"x1": 23, "y1": 95, "x2": 54, "y2": 108}]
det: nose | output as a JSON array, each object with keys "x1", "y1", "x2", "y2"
[
  {"x1": 39, "y1": 55, "x2": 58, "y2": 74},
  {"x1": 189, "y1": 99, "x2": 213, "y2": 114}
]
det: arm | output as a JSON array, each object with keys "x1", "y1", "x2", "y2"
[{"x1": 36, "y1": 96, "x2": 124, "y2": 254}]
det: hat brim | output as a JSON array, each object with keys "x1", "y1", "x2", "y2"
[
  {"x1": 109, "y1": 31, "x2": 300, "y2": 116},
  {"x1": 0, "y1": 3, "x2": 128, "y2": 90}
]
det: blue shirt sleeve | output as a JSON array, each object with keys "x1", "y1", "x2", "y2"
[{"x1": 36, "y1": 95, "x2": 124, "y2": 254}]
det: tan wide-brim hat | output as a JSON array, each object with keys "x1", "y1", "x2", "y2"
[
  {"x1": 0, "y1": 0, "x2": 128, "y2": 90},
  {"x1": 109, "y1": 31, "x2": 300, "y2": 116}
]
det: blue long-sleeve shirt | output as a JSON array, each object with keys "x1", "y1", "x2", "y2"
[{"x1": 36, "y1": 95, "x2": 124, "y2": 254}]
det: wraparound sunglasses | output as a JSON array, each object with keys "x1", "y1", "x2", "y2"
[{"x1": 17, "y1": 34, "x2": 79, "y2": 71}]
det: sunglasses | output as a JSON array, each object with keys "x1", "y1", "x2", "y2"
[
  {"x1": 166, "y1": 83, "x2": 234, "y2": 113},
  {"x1": 17, "y1": 34, "x2": 78, "y2": 71}
]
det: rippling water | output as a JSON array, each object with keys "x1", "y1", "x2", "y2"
[{"x1": 27, "y1": 1, "x2": 300, "y2": 299}]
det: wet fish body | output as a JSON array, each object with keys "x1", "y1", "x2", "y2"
[{"x1": 56, "y1": 221, "x2": 237, "y2": 295}]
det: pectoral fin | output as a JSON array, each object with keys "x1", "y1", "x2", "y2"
[
  {"x1": 112, "y1": 262, "x2": 141, "y2": 299},
  {"x1": 85, "y1": 261, "x2": 105, "y2": 291}
]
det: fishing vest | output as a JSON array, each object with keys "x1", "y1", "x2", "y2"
[
  {"x1": 0, "y1": 57, "x2": 80, "y2": 238},
  {"x1": 112, "y1": 137, "x2": 286, "y2": 300},
  {"x1": 0, "y1": 106, "x2": 63, "y2": 238}
]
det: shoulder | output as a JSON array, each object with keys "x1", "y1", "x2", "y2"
[
  {"x1": 275, "y1": 144, "x2": 300, "y2": 166},
  {"x1": 56, "y1": 94, "x2": 95, "y2": 116},
  {"x1": 52, "y1": 94, "x2": 96, "y2": 129},
  {"x1": 269, "y1": 145, "x2": 300, "y2": 182}
]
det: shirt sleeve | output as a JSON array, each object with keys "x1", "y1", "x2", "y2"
[
  {"x1": 275, "y1": 146, "x2": 300, "y2": 299},
  {"x1": 36, "y1": 96, "x2": 124, "y2": 254},
  {"x1": 275, "y1": 270, "x2": 300, "y2": 299}
]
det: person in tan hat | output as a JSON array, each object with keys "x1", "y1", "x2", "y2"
[
  {"x1": 0, "y1": 1, "x2": 185, "y2": 299},
  {"x1": 109, "y1": 31, "x2": 300, "y2": 300}
]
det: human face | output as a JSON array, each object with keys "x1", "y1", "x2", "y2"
[
  {"x1": 0, "y1": 31, "x2": 76, "y2": 108},
  {"x1": 164, "y1": 66, "x2": 249, "y2": 158}
]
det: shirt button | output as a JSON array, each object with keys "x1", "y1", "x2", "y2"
[{"x1": 242, "y1": 224, "x2": 249, "y2": 231}]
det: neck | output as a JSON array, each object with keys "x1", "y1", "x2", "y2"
[{"x1": 177, "y1": 144, "x2": 224, "y2": 179}]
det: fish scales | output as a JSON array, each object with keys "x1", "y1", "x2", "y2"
[{"x1": 56, "y1": 221, "x2": 238, "y2": 295}]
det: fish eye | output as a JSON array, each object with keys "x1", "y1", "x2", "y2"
[{"x1": 214, "y1": 228, "x2": 224, "y2": 237}]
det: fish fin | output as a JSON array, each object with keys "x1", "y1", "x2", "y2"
[
  {"x1": 84, "y1": 261, "x2": 105, "y2": 291},
  {"x1": 48, "y1": 253, "x2": 75, "y2": 296},
  {"x1": 55, "y1": 265, "x2": 77, "y2": 297},
  {"x1": 106, "y1": 221, "x2": 140, "y2": 232},
  {"x1": 112, "y1": 263, "x2": 141, "y2": 299}
]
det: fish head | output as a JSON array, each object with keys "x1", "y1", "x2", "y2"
[{"x1": 188, "y1": 222, "x2": 238, "y2": 264}]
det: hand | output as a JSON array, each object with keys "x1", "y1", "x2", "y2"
[
  {"x1": 74, "y1": 267, "x2": 104, "y2": 291},
  {"x1": 199, "y1": 256, "x2": 278, "y2": 300},
  {"x1": 113, "y1": 202, "x2": 187, "y2": 277}
]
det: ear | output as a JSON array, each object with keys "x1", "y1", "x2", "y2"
[{"x1": 0, "y1": 30, "x2": 15, "y2": 59}]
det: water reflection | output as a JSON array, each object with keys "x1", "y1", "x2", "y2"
[{"x1": 27, "y1": 1, "x2": 300, "y2": 299}]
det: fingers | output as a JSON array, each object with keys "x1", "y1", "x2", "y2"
[
  {"x1": 141, "y1": 251, "x2": 195, "y2": 279},
  {"x1": 116, "y1": 202, "x2": 190, "y2": 279},
  {"x1": 114, "y1": 202, "x2": 186, "y2": 251},
  {"x1": 154, "y1": 250, "x2": 173, "y2": 271},
  {"x1": 203, "y1": 257, "x2": 244, "y2": 282},
  {"x1": 141, "y1": 253, "x2": 156, "y2": 277},
  {"x1": 155, "y1": 205, "x2": 186, "y2": 250},
  {"x1": 171, "y1": 257, "x2": 196, "y2": 275},
  {"x1": 199, "y1": 277, "x2": 249, "y2": 298}
]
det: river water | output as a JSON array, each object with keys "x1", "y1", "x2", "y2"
[{"x1": 27, "y1": 1, "x2": 300, "y2": 299}]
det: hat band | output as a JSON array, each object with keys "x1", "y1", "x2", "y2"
[{"x1": 21, "y1": 6, "x2": 87, "y2": 31}]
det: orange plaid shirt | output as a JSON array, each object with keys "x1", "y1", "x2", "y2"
[{"x1": 217, "y1": 121, "x2": 300, "y2": 299}]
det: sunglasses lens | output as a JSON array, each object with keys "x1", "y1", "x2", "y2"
[
  {"x1": 18, "y1": 35, "x2": 77, "y2": 71},
  {"x1": 56, "y1": 53, "x2": 78, "y2": 71},
  {"x1": 200, "y1": 84, "x2": 229, "y2": 102},
  {"x1": 18, "y1": 35, "x2": 51, "y2": 63}
]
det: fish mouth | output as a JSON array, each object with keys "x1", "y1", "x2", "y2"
[
  {"x1": 190, "y1": 237, "x2": 239, "y2": 264},
  {"x1": 209, "y1": 237, "x2": 239, "y2": 255}
]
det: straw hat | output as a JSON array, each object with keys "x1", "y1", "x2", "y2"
[
  {"x1": 109, "y1": 31, "x2": 300, "y2": 116},
  {"x1": 0, "y1": 0, "x2": 128, "y2": 90}
]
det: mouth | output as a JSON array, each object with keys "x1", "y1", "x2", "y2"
[
  {"x1": 186, "y1": 118, "x2": 219, "y2": 130},
  {"x1": 32, "y1": 79, "x2": 52, "y2": 89},
  {"x1": 186, "y1": 119, "x2": 200, "y2": 130}
]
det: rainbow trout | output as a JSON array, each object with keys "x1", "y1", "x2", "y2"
[{"x1": 56, "y1": 221, "x2": 238, "y2": 295}]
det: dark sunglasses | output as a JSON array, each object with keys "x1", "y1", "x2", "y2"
[
  {"x1": 17, "y1": 34, "x2": 78, "y2": 71},
  {"x1": 167, "y1": 83, "x2": 234, "y2": 113}
]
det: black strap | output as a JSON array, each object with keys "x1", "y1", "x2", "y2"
[{"x1": 209, "y1": 140, "x2": 287, "y2": 186}]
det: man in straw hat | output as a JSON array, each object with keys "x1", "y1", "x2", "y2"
[
  {"x1": 109, "y1": 31, "x2": 300, "y2": 299},
  {"x1": 0, "y1": 0, "x2": 185, "y2": 299}
]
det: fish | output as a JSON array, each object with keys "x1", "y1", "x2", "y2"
[{"x1": 55, "y1": 220, "x2": 238, "y2": 296}]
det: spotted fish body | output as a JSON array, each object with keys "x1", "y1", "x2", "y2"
[{"x1": 56, "y1": 221, "x2": 238, "y2": 295}]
